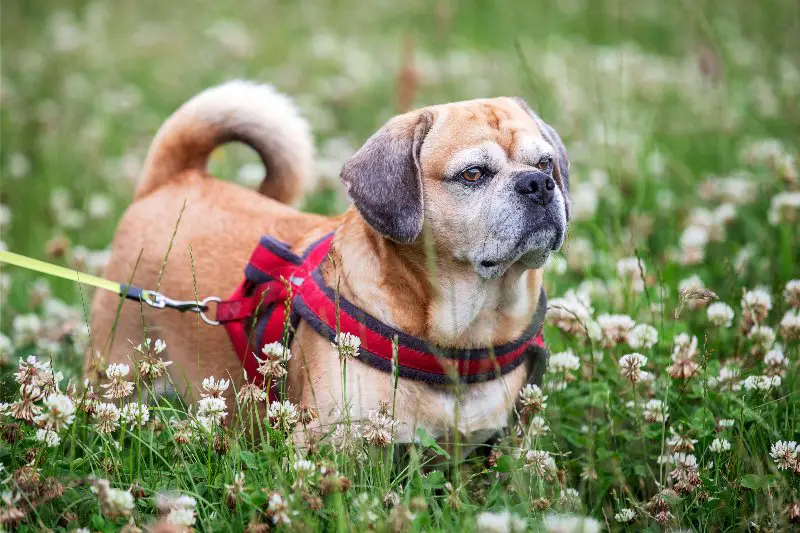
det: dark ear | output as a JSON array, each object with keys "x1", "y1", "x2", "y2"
[
  {"x1": 512, "y1": 97, "x2": 571, "y2": 220},
  {"x1": 341, "y1": 110, "x2": 433, "y2": 244}
]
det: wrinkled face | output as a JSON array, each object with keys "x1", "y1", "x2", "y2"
[
  {"x1": 420, "y1": 99, "x2": 569, "y2": 278},
  {"x1": 341, "y1": 97, "x2": 570, "y2": 280}
]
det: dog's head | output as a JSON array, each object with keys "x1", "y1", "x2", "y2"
[{"x1": 341, "y1": 98, "x2": 570, "y2": 279}]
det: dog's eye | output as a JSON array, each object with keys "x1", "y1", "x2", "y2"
[
  {"x1": 535, "y1": 158, "x2": 551, "y2": 171},
  {"x1": 461, "y1": 166, "x2": 485, "y2": 182}
]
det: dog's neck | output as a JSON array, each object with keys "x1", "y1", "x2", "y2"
[{"x1": 330, "y1": 211, "x2": 543, "y2": 348}]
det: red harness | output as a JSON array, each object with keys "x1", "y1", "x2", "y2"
[{"x1": 217, "y1": 233, "x2": 547, "y2": 396}]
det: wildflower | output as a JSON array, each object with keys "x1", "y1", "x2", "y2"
[
  {"x1": 35, "y1": 428, "x2": 61, "y2": 447},
  {"x1": 332, "y1": 332, "x2": 361, "y2": 361},
  {"x1": 547, "y1": 350, "x2": 580, "y2": 390},
  {"x1": 542, "y1": 513, "x2": 601, "y2": 533},
  {"x1": 627, "y1": 323, "x2": 658, "y2": 349},
  {"x1": 667, "y1": 427, "x2": 697, "y2": 453},
  {"x1": 292, "y1": 460, "x2": 316, "y2": 490},
  {"x1": 519, "y1": 384, "x2": 548, "y2": 414},
  {"x1": 363, "y1": 409, "x2": 399, "y2": 447},
  {"x1": 769, "y1": 441, "x2": 798, "y2": 471},
  {"x1": 225, "y1": 472, "x2": 245, "y2": 509},
  {"x1": 120, "y1": 403, "x2": 150, "y2": 429},
  {"x1": 618, "y1": 353, "x2": 648, "y2": 384},
  {"x1": 597, "y1": 314, "x2": 635, "y2": 348},
  {"x1": 298, "y1": 404, "x2": 319, "y2": 426},
  {"x1": 524, "y1": 450, "x2": 557, "y2": 478},
  {"x1": 547, "y1": 290, "x2": 595, "y2": 339},
  {"x1": 708, "y1": 364, "x2": 741, "y2": 391},
  {"x1": 11, "y1": 383, "x2": 43, "y2": 421},
  {"x1": 135, "y1": 338, "x2": 171, "y2": 380},
  {"x1": 236, "y1": 382, "x2": 267, "y2": 405},
  {"x1": 35, "y1": 393, "x2": 75, "y2": 431},
  {"x1": 93, "y1": 403, "x2": 121, "y2": 434},
  {"x1": 668, "y1": 333, "x2": 699, "y2": 379},
  {"x1": 13, "y1": 355, "x2": 50, "y2": 386},
  {"x1": 268, "y1": 400, "x2": 298, "y2": 432},
  {"x1": 91, "y1": 478, "x2": 135, "y2": 519},
  {"x1": 0, "y1": 333, "x2": 12, "y2": 363},
  {"x1": 476, "y1": 510, "x2": 527, "y2": 533},
  {"x1": 679, "y1": 225, "x2": 708, "y2": 265},
  {"x1": 748, "y1": 325, "x2": 775, "y2": 356},
  {"x1": 332, "y1": 418, "x2": 361, "y2": 453},
  {"x1": 170, "y1": 418, "x2": 195, "y2": 445},
  {"x1": 717, "y1": 418, "x2": 735, "y2": 430},
  {"x1": 201, "y1": 376, "x2": 230, "y2": 398},
  {"x1": 101, "y1": 363, "x2": 134, "y2": 399},
  {"x1": 197, "y1": 397, "x2": 228, "y2": 424},
  {"x1": 643, "y1": 399, "x2": 668, "y2": 423},
  {"x1": 768, "y1": 191, "x2": 800, "y2": 225},
  {"x1": 257, "y1": 342, "x2": 291, "y2": 378},
  {"x1": 670, "y1": 453, "x2": 702, "y2": 495},
  {"x1": 785, "y1": 280, "x2": 800, "y2": 308},
  {"x1": 741, "y1": 287, "x2": 772, "y2": 328},
  {"x1": 383, "y1": 490, "x2": 401, "y2": 508},
  {"x1": 709, "y1": 438, "x2": 731, "y2": 453},
  {"x1": 159, "y1": 494, "x2": 197, "y2": 528},
  {"x1": 616, "y1": 257, "x2": 646, "y2": 292},
  {"x1": 764, "y1": 345, "x2": 789, "y2": 377},
  {"x1": 528, "y1": 416, "x2": 550, "y2": 437},
  {"x1": 742, "y1": 374, "x2": 781, "y2": 392},
  {"x1": 780, "y1": 309, "x2": 800, "y2": 341},
  {"x1": 614, "y1": 508, "x2": 636, "y2": 523},
  {"x1": 707, "y1": 302, "x2": 735, "y2": 327},
  {"x1": 266, "y1": 491, "x2": 292, "y2": 525}
]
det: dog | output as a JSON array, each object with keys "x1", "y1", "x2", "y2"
[{"x1": 86, "y1": 80, "x2": 569, "y2": 445}]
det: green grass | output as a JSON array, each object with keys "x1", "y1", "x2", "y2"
[{"x1": 1, "y1": 0, "x2": 799, "y2": 531}]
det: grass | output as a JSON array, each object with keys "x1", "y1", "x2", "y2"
[{"x1": 1, "y1": 0, "x2": 799, "y2": 531}]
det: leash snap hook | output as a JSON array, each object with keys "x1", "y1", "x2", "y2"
[{"x1": 140, "y1": 290, "x2": 222, "y2": 326}]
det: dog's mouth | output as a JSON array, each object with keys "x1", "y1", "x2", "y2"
[{"x1": 473, "y1": 224, "x2": 562, "y2": 279}]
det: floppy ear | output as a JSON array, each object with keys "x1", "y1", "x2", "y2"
[
  {"x1": 512, "y1": 97, "x2": 571, "y2": 220},
  {"x1": 341, "y1": 110, "x2": 433, "y2": 244}
]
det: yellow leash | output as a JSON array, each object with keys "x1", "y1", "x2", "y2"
[{"x1": 0, "y1": 250, "x2": 221, "y2": 325}]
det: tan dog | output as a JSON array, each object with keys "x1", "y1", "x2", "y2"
[{"x1": 87, "y1": 80, "x2": 570, "y2": 445}]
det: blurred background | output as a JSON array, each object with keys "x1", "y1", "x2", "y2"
[{"x1": 0, "y1": 0, "x2": 798, "y2": 307}]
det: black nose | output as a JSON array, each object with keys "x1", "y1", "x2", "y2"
[{"x1": 514, "y1": 171, "x2": 555, "y2": 205}]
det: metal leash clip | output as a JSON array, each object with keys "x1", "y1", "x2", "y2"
[{"x1": 140, "y1": 290, "x2": 222, "y2": 326}]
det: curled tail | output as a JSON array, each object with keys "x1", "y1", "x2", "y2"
[{"x1": 135, "y1": 80, "x2": 315, "y2": 204}]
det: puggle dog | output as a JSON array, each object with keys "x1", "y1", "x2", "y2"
[{"x1": 87, "y1": 80, "x2": 569, "y2": 445}]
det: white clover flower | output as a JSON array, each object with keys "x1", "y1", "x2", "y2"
[
  {"x1": 547, "y1": 290, "x2": 595, "y2": 338},
  {"x1": 643, "y1": 399, "x2": 668, "y2": 423},
  {"x1": 618, "y1": 353, "x2": 648, "y2": 383},
  {"x1": 35, "y1": 393, "x2": 76, "y2": 431},
  {"x1": 769, "y1": 441, "x2": 798, "y2": 471},
  {"x1": 105, "y1": 363, "x2": 130, "y2": 379},
  {"x1": 12, "y1": 313, "x2": 42, "y2": 345},
  {"x1": 294, "y1": 459, "x2": 316, "y2": 476},
  {"x1": 707, "y1": 302, "x2": 735, "y2": 327},
  {"x1": 597, "y1": 314, "x2": 635, "y2": 348},
  {"x1": 627, "y1": 323, "x2": 658, "y2": 349},
  {"x1": 363, "y1": 410, "x2": 399, "y2": 447},
  {"x1": 780, "y1": 309, "x2": 800, "y2": 340},
  {"x1": 768, "y1": 191, "x2": 800, "y2": 225},
  {"x1": 93, "y1": 403, "x2": 121, "y2": 434},
  {"x1": 679, "y1": 225, "x2": 708, "y2": 265},
  {"x1": 742, "y1": 287, "x2": 772, "y2": 322},
  {"x1": 528, "y1": 416, "x2": 550, "y2": 437},
  {"x1": 710, "y1": 438, "x2": 731, "y2": 453},
  {"x1": 708, "y1": 365, "x2": 741, "y2": 391},
  {"x1": 718, "y1": 418, "x2": 735, "y2": 430},
  {"x1": 266, "y1": 491, "x2": 292, "y2": 525},
  {"x1": 519, "y1": 384, "x2": 548, "y2": 414},
  {"x1": 549, "y1": 350, "x2": 581, "y2": 373},
  {"x1": 167, "y1": 507, "x2": 196, "y2": 527},
  {"x1": 103, "y1": 488, "x2": 134, "y2": 518},
  {"x1": 261, "y1": 341, "x2": 292, "y2": 362},
  {"x1": 524, "y1": 450, "x2": 557, "y2": 478},
  {"x1": 784, "y1": 279, "x2": 800, "y2": 307},
  {"x1": 332, "y1": 332, "x2": 361, "y2": 361},
  {"x1": 197, "y1": 397, "x2": 228, "y2": 424},
  {"x1": 201, "y1": 376, "x2": 230, "y2": 398},
  {"x1": 764, "y1": 345, "x2": 789, "y2": 377},
  {"x1": 0, "y1": 333, "x2": 13, "y2": 360},
  {"x1": 742, "y1": 374, "x2": 782, "y2": 392},
  {"x1": 268, "y1": 400, "x2": 299, "y2": 432},
  {"x1": 614, "y1": 508, "x2": 636, "y2": 523},
  {"x1": 748, "y1": 325, "x2": 776, "y2": 350},
  {"x1": 120, "y1": 402, "x2": 150, "y2": 429},
  {"x1": 35, "y1": 428, "x2": 61, "y2": 447},
  {"x1": 542, "y1": 513, "x2": 601, "y2": 533},
  {"x1": 476, "y1": 510, "x2": 527, "y2": 533},
  {"x1": 678, "y1": 275, "x2": 705, "y2": 293}
]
